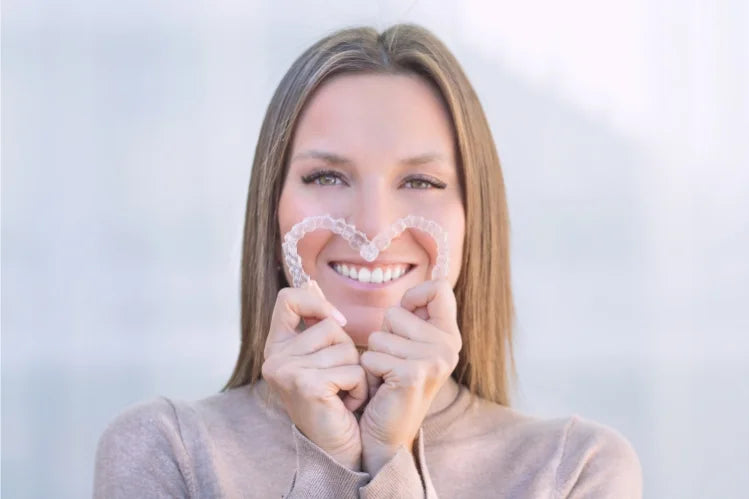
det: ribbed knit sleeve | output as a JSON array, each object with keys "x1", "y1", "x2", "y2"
[
  {"x1": 286, "y1": 426, "x2": 438, "y2": 498},
  {"x1": 359, "y1": 427, "x2": 437, "y2": 498},
  {"x1": 285, "y1": 425, "x2": 369, "y2": 498}
]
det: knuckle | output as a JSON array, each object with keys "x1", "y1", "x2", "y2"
[
  {"x1": 448, "y1": 350, "x2": 460, "y2": 370},
  {"x1": 342, "y1": 343, "x2": 360, "y2": 364},
  {"x1": 330, "y1": 319, "x2": 351, "y2": 341},
  {"x1": 400, "y1": 365, "x2": 427, "y2": 387},
  {"x1": 323, "y1": 315, "x2": 342, "y2": 329},
  {"x1": 276, "y1": 287, "x2": 292, "y2": 304},
  {"x1": 290, "y1": 371, "x2": 313, "y2": 394},
  {"x1": 263, "y1": 356, "x2": 291, "y2": 387},
  {"x1": 434, "y1": 356, "x2": 452, "y2": 377},
  {"x1": 326, "y1": 345, "x2": 347, "y2": 365},
  {"x1": 287, "y1": 370, "x2": 328, "y2": 400},
  {"x1": 321, "y1": 318, "x2": 342, "y2": 341},
  {"x1": 273, "y1": 363, "x2": 296, "y2": 388},
  {"x1": 360, "y1": 351, "x2": 374, "y2": 369},
  {"x1": 426, "y1": 359, "x2": 443, "y2": 379},
  {"x1": 367, "y1": 331, "x2": 383, "y2": 349},
  {"x1": 315, "y1": 315, "x2": 333, "y2": 329},
  {"x1": 302, "y1": 381, "x2": 327, "y2": 401},
  {"x1": 453, "y1": 334, "x2": 463, "y2": 352}
]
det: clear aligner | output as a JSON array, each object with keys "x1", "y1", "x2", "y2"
[{"x1": 281, "y1": 214, "x2": 450, "y2": 288}]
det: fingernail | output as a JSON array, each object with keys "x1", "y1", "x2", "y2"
[{"x1": 331, "y1": 307, "x2": 347, "y2": 327}]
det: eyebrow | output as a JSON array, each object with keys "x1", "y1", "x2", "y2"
[{"x1": 290, "y1": 150, "x2": 448, "y2": 167}]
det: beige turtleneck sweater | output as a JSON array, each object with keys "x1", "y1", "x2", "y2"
[{"x1": 93, "y1": 378, "x2": 642, "y2": 498}]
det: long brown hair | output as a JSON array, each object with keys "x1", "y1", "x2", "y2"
[{"x1": 223, "y1": 24, "x2": 516, "y2": 406}]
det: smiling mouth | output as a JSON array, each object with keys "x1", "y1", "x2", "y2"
[{"x1": 328, "y1": 262, "x2": 415, "y2": 285}]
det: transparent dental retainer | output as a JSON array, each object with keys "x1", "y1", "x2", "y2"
[{"x1": 281, "y1": 215, "x2": 450, "y2": 288}]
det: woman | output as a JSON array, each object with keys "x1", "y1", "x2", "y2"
[{"x1": 94, "y1": 24, "x2": 642, "y2": 498}]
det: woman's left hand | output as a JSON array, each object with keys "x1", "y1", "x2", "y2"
[{"x1": 359, "y1": 278, "x2": 462, "y2": 476}]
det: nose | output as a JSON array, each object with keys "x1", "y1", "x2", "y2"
[{"x1": 347, "y1": 181, "x2": 397, "y2": 242}]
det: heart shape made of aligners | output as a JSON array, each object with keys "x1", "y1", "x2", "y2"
[{"x1": 281, "y1": 214, "x2": 450, "y2": 288}]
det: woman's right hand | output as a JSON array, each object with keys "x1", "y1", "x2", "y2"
[{"x1": 262, "y1": 280, "x2": 367, "y2": 471}]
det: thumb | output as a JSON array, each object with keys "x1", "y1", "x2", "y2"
[
  {"x1": 300, "y1": 280, "x2": 329, "y2": 329},
  {"x1": 365, "y1": 369, "x2": 382, "y2": 400},
  {"x1": 400, "y1": 279, "x2": 457, "y2": 332}
]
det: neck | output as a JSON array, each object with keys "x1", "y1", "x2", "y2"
[{"x1": 427, "y1": 375, "x2": 460, "y2": 417}]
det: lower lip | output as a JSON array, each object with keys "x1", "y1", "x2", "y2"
[{"x1": 327, "y1": 263, "x2": 415, "y2": 290}]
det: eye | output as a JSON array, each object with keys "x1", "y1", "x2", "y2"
[
  {"x1": 301, "y1": 170, "x2": 447, "y2": 189},
  {"x1": 403, "y1": 175, "x2": 447, "y2": 190},
  {"x1": 301, "y1": 169, "x2": 347, "y2": 187}
]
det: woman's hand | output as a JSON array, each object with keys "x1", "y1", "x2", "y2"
[
  {"x1": 262, "y1": 280, "x2": 368, "y2": 471},
  {"x1": 358, "y1": 278, "x2": 462, "y2": 476}
]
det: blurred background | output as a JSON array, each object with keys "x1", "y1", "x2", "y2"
[{"x1": 2, "y1": 0, "x2": 748, "y2": 497}]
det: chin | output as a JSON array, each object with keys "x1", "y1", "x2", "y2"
[{"x1": 339, "y1": 305, "x2": 387, "y2": 347}]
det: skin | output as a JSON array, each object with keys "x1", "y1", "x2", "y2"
[{"x1": 264, "y1": 73, "x2": 465, "y2": 476}]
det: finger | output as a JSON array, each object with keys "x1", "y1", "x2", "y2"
[
  {"x1": 267, "y1": 284, "x2": 346, "y2": 345},
  {"x1": 360, "y1": 350, "x2": 405, "y2": 379},
  {"x1": 400, "y1": 279, "x2": 458, "y2": 334},
  {"x1": 283, "y1": 317, "x2": 353, "y2": 356},
  {"x1": 294, "y1": 342, "x2": 359, "y2": 369},
  {"x1": 368, "y1": 330, "x2": 430, "y2": 360},
  {"x1": 382, "y1": 306, "x2": 442, "y2": 343},
  {"x1": 301, "y1": 280, "x2": 331, "y2": 329},
  {"x1": 321, "y1": 365, "x2": 368, "y2": 412},
  {"x1": 306, "y1": 279, "x2": 326, "y2": 300}
]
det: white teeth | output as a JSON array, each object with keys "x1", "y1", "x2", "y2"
[
  {"x1": 332, "y1": 263, "x2": 410, "y2": 283},
  {"x1": 383, "y1": 268, "x2": 392, "y2": 281},
  {"x1": 357, "y1": 267, "x2": 371, "y2": 283}
]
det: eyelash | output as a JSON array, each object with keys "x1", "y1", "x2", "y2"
[{"x1": 300, "y1": 169, "x2": 447, "y2": 190}]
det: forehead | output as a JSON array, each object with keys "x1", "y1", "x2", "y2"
[{"x1": 290, "y1": 73, "x2": 456, "y2": 169}]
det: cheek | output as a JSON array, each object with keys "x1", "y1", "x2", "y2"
[
  {"x1": 446, "y1": 205, "x2": 465, "y2": 286},
  {"x1": 278, "y1": 183, "x2": 350, "y2": 232},
  {"x1": 294, "y1": 232, "x2": 330, "y2": 274},
  {"x1": 412, "y1": 203, "x2": 465, "y2": 281},
  {"x1": 278, "y1": 185, "x2": 340, "y2": 279},
  {"x1": 279, "y1": 186, "x2": 311, "y2": 233}
]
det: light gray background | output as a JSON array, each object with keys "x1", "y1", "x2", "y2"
[{"x1": 2, "y1": 1, "x2": 748, "y2": 497}]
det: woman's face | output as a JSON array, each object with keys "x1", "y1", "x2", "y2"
[{"x1": 278, "y1": 73, "x2": 465, "y2": 346}]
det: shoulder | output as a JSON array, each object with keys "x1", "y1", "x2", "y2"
[
  {"x1": 94, "y1": 385, "x2": 275, "y2": 498},
  {"x1": 444, "y1": 394, "x2": 642, "y2": 497},
  {"x1": 95, "y1": 383, "x2": 281, "y2": 468},
  {"x1": 94, "y1": 397, "x2": 195, "y2": 497},
  {"x1": 553, "y1": 415, "x2": 642, "y2": 498},
  {"x1": 96, "y1": 384, "x2": 263, "y2": 451},
  {"x1": 96, "y1": 396, "x2": 183, "y2": 454}
]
